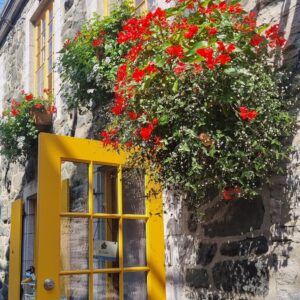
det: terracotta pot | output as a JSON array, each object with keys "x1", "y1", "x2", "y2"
[{"x1": 30, "y1": 107, "x2": 52, "y2": 131}]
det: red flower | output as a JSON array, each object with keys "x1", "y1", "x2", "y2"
[
  {"x1": 217, "y1": 41, "x2": 226, "y2": 52},
  {"x1": 223, "y1": 186, "x2": 241, "y2": 201},
  {"x1": 174, "y1": 62, "x2": 186, "y2": 75},
  {"x1": 223, "y1": 189, "x2": 233, "y2": 201},
  {"x1": 132, "y1": 68, "x2": 145, "y2": 82},
  {"x1": 196, "y1": 47, "x2": 214, "y2": 59},
  {"x1": 11, "y1": 109, "x2": 20, "y2": 117},
  {"x1": 215, "y1": 54, "x2": 231, "y2": 65},
  {"x1": 247, "y1": 110, "x2": 257, "y2": 120},
  {"x1": 152, "y1": 118, "x2": 158, "y2": 125},
  {"x1": 117, "y1": 64, "x2": 127, "y2": 83},
  {"x1": 208, "y1": 27, "x2": 218, "y2": 36},
  {"x1": 228, "y1": 3, "x2": 243, "y2": 14},
  {"x1": 140, "y1": 123, "x2": 154, "y2": 141},
  {"x1": 154, "y1": 136, "x2": 161, "y2": 145},
  {"x1": 63, "y1": 39, "x2": 71, "y2": 49},
  {"x1": 184, "y1": 25, "x2": 198, "y2": 39},
  {"x1": 227, "y1": 43, "x2": 236, "y2": 53},
  {"x1": 25, "y1": 94, "x2": 33, "y2": 101},
  {"x1": 239, "y1": 106, "x2": 258, "y2": 121},
  {"x1": 92, "y1": 38, "x2": 104, "y2": 48},
  {"x1": 48, "y1": 105, "x2": 57, "y2": 113},
  {"x1": 112, "y1": 106, "x2": 123, "y2": 115},
  {"x1": 166, "y1": 45, "x2": 184, "y2": 59},
  {"x1": 129, "y1": 111, "x2": 138, "y2": 120},
  {"x1": 126, "y1": 43, "x2": 143, "y2": 62},
  {"x1": 193, "y1": 63, "x2": 202, "y2": 73},
  {"x1": 265, "y1": 24, "x2": 279, "y2": 39},
  {"x1": 276, "y1": 36, "x2": 286, "y2": 47},
  {"x1": 35, "y1": 103, "x2": 43, "y2": 109},
  {"x1": 250, "y1": 34, "x2": 263, "y2": 47},
  {"x1": 145, "y1": 62, "x2": 157, "y2": 74}
]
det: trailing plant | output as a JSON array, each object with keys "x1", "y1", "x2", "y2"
[
  {"x1": 58, "y1": 1, "x2": 134, "y2": 110},
  {"x1": 101, "y1": 0, "x2": 295, "y2": 206},
  {"x1": 0, "y1": 90, "x2": 56, "y2": 162}
]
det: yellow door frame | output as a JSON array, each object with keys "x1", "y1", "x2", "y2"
[
  {"x1": 8, "y1": 199, "x2": 23, "y2": 300},
  {"x1": 36, "y1": 133, "x2": 166, "y2": 299}
]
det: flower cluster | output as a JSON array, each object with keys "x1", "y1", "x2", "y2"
[
  {"x1": 58, "y1": 1, "x2": 134, "y2": 110},
  {"x1": 0, "y1": 90, "x2": 56, "y2": 162},
  {"x1": 100, "y1": 0, "x2": 293, "y2": 206}
]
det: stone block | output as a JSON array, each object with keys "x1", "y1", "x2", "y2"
[
  {"x1": 212, "y1": 260, "x2": 269, "y2": 295},
  {"x1": 196, "y1": 243, "x2": 217, "y2": 266},
  {"x1": 186, "y1": 268, "x2": 209, "y2": 289},
  {"x1": 203, "y1": 196, "x2": 265, "y2": 237},
  {"x1": 220, "y1": 236, "x2": 268, "y2": 257}
]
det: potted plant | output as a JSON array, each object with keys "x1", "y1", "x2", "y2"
[
  {"x1": 0, "y1": 90, "x2": 57, "y2": 162},
  {"x1": 101, "y1": 0, "x2": 295, "y2": 208}
]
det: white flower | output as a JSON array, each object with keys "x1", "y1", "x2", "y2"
[
  {"x1": 105, "y1": 57, "x2": 111, "y2": 64},
  {"x1": 87, "y1": 89, "x2": 95, "y2": 94}
]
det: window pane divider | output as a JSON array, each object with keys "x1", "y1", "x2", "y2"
[
  {"x1": 60, "y1": 212, "x2": 91, "y2": 218},
  {"x1": 92, "y1": 213, "x2": 121, "y2": 219},
  {"x1": 122, "y1": 214, "x2": 148, "y2": 220}
]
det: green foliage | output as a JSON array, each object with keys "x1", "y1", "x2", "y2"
[{"x1": 58, "y1": 1, "x2": 134, "y2": 109}]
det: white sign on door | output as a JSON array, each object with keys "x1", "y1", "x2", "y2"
[{"x1": 94, "y1": 240, "x2": 118, "y2": 261}]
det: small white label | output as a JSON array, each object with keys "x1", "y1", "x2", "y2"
[{"x1": 94, "y1": 240, "x2": 118, "y2": 261}]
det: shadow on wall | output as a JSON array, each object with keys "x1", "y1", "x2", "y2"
[{"x1": 165, "y1": 0, "x2": 300, "y2": 299}]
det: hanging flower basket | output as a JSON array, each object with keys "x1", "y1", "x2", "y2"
[{"x1": 29, "y1": 106, "x2": 52, "y2": 131}]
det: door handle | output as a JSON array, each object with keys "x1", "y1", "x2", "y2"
[{"x1": 44, "y1": 278, "x2": 55, "y2": 290}]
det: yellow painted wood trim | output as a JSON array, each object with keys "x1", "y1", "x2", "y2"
[
  {"x1": 44, "y1": 9, "x2": 49, "y2": 95},
  {"x1": 88, "y1": 162, "x2": 93, "y2": 300},
  {"x1": 146, "y1": 176, "x2": 166, "y2": 300},
  {"x1": 103, "y1": 0, "x2": 109, "y2": 16},
  {"x1": 8, "y1": 199, "x2": 23, "y2": 300},
  {"x1": 34, "y1": 24, "x2": 38, "y2": 95}
]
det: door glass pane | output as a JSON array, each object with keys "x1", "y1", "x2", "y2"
[
  {"x1": 61, "y1": 217, "x2": 89, "y2": 270},
  {"x1": 93, "y1": 273, "x2": 119, "y2": 300},
  {"x1": 123, "y1": 220, "x2": 146, "y2": 267},
  {"x1": 124, "y1": 272, "x2": 147, "y2": 300},
  {"x1": 122, "y1": 168, "x2": 145, "y2": 215},
  {"x1": 60, "y1": 274, "x2": 89, "y2": 300},
  {"x1": 93, "y1": 219, "x2": 119, "y2": 269},
  {"x1": 93, "y1": 165, "x2": 118, "y2": 214},
  {"x1": 61, "y1": 161, "x2": 89, "y2": 213}
]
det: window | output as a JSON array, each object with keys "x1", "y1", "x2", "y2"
[{"x1": 34, "y1": 3, "x2": 54, "y2": 97}]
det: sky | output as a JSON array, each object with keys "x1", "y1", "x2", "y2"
[{"x1": 0, "y1": 0, "x2": 5, "y2": 12}]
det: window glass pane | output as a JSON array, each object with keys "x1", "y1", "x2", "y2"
[
  {"x1": 48, "y1": 72, "x2": 53, "y2": 92},
  {"x1": 38, "y1": 67, "x2": 44, "y2": 97},
  {"x1": 123, "y1": 220, "x2": 146, "y2": 267},
  {"x1": 93, "y1": 273, "x2": 119, "y2": 300},
  {"x1": 122, "y1": 168, "x2": 145, "y2": 215},
  {"x1": 124, "y1": 272, "x2": 147, "y2": 300},
  {"x1": 60, "y1": 274, "x2": 89, "y2": 300},
  {"x1": 49, "y1": 21, "x2": 53, "y2": 36},
  {"x1": 93, "y1": 165, "x2": 118, "y2": 214},
  {"x1": 60, "y1": 217, "x2": 89, "y2": 271},
  {"x1": 93, "y1": 219, "x2": 119, "y2": 269},
  {"x1": 61, "y1": 161, "x2": 89, "y2": 213}
]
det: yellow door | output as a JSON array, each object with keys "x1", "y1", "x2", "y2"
[{"x1": 36, "y1": 133, "x2": 166, "y2": 300}]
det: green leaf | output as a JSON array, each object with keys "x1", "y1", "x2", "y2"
[
  {"x1": 172, "y1": 79, "x2": 179, "y2": 93},
  {"x1": 257, "y1": 23, "x2": 269, "y2": 35},
  {"x1": 159, "y1": 115, "x2": 169, "y2": 125}
]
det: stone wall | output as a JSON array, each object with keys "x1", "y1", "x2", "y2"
[{"x1": 1, "y1": 0, "x2": 300, "y2": 299}]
